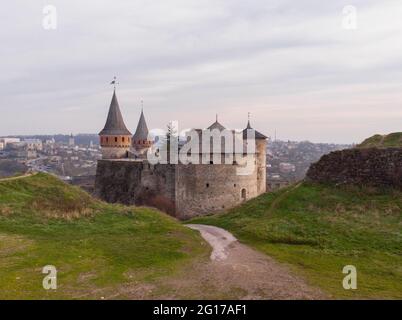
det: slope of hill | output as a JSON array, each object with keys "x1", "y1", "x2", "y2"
[
  {"x1": 358, "y1": 132, "x2": 402, "y2": 148},
  {"x1": 190, "y1": 183, "x2": 402, "y2": 299},
  {"x1": 0, "y1": 173, "x2": 208, "y2": 299}
]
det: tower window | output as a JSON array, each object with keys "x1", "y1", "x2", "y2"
[
  {"x1": 115, "y1": 137, "x2": 118, "y2": 142},
  {"x1": 122, "y1": 137, "x2": 125, "y2": 142},
  {"x1": 241, "y1": 188, "x2": 247, "y2": 201},
  {"x1": 206, "y1": 183, "x2": 210, "y2": 188},
  {"x1": 106, "y1": 137, "x2": 109, "y2": 143}
]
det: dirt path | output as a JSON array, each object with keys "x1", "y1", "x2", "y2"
[
  {"x1": 181, "y1": 224, "x2": 328, "y2": 300},
  {"x1": 0, "y1": 172, "x2": 36, "y2": 182},
  {"x1": 102, "y1": 223, "x2": 327, "y2": 299},
  {"x1": 78, "y1": 224, "x2": 328, "y2": 300},
  {"x1": 110, "y1": 224, "x2": 327, "y2": 299}
]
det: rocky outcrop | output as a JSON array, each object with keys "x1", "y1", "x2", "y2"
[{"x1": 306, "y1": 148, "x2": 402, "y2": 189}]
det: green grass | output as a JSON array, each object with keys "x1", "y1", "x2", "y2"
[
  {"x1": 0, "y1": 173, "x2": 207, "y2": 299},
  {"x1": 358, "y1": 132, "x2": 402, "y2": 148},
  {"x1": 190, "y1": 183, "x2": 402, "y2": 299}
]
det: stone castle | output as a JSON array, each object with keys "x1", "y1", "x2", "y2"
[{"x1": 94, "y1": 89, "x2": 267, "y2": 219}]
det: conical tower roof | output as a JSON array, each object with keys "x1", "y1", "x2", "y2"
[
  {"x1": 243, "y1": 119, "x2": 267, "y2": 140},
  {"x1": 133, "y1": 110, "x2": 149, "y2": 141},
  {"x1": 99, "y1": 90, "x2": 132, "y2": 136}
]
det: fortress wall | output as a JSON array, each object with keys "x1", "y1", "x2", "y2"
[
  {"x1": 94, "y1": 160, "x2": 177, "y2": 214},
  {"x1": 306, "y1": 148, "x2": 402, "y2": 189},
  {"x1": 175, "y1": 163, "x2": 258, "y2": 219},
  {"x1": 95, "y1": 156, "x2": 264, "y2": 220}
]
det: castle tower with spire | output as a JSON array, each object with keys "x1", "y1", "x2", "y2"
[
  {"x1": 131, "y1": 108, "x2": 153, "y2": 158},
  {"x1": 243, "y1": 116, "x2": 267, "y2": 195},
  {"x1": 95, "y1": 89, "x2": 268, "y2": 219},
  {"x1": 99, "y1": 90, "x2": 132, "y2": 159}
]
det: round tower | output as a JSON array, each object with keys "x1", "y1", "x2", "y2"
[
  {"x1": 131, "y1": 109, "x2": 152, "y2": 158},
  {"x1": 99, "y1": 89, "x2": 132, "y2": 159},
  {"x1": 243, "y1": 118, "x2": 267, "y2": 195}
]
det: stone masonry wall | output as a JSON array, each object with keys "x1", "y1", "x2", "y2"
[
  {"x1": 94, "y1": 157, "x2": 263, "y2": 219},
  {"x1": 176, "y1": 163, "x2": 258, "y2": 219},
  {"x1": 306, "y1": 148, "x2": 402, "y2": 189},
  {"x1": 94, "y1": 160, "x2": 177, "y2": 215}
]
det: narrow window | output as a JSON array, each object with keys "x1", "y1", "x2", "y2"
[
  {"x1": 206, "y1": 183, "x2": 209, "y2": 188},
  {"x1": 241, "y1": 188, "x2": 247, "y2": 201},
  {"x1": 122, "y1": 137, "x2": 125, "y2": 142},
  {"x1": 115, "y1": 137, "x2": 118, "y2": 142}
]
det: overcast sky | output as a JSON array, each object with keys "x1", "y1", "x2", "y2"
[{"x1": 1, "y1": 0, "x2": 402, "y2": 143}]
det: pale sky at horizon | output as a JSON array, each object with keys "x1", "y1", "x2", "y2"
[{"x1": 1, "y1": 0, "x2": 402, "y2": 144}]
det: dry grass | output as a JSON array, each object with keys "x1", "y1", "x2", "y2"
[{"x1": 0, "y1": 205, "x2": 12, "y2": 216}]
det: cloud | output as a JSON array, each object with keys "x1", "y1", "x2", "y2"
[{"x1": 0, "y1": 0, "x2": 402, "y2": 143}]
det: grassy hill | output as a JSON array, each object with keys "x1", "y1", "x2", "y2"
[
  {"x1": 0, "y1": 173, "x2": 208, "y2": 299},
  {"x1": 358, "y1": 132, "x2": 402, "y2": 148},
  {"x1": 191, "y1": 183, "x2": 402, "y2": 299}
]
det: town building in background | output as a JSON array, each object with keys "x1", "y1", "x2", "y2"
[
  {"x1": 0, "y1": 134, "x2": 102, "y2": 190},
  {"x1": 266, "y1": 139, "x2": 351, "y2": 191},
  {"x1": 69, "y1": 134, "x2": 75, "y2": 147}
]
